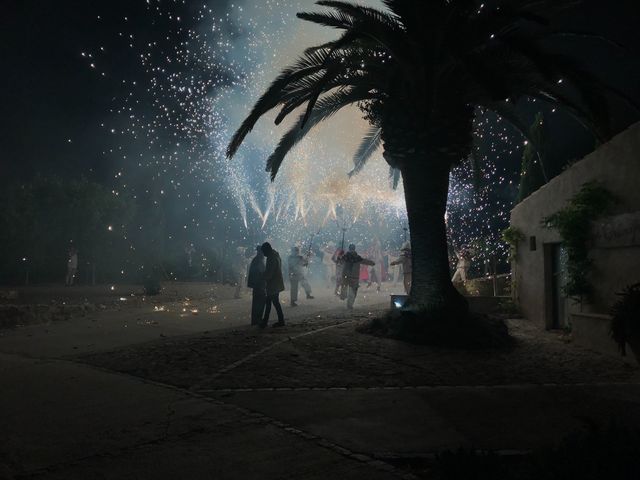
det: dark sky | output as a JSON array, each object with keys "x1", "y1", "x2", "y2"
[
  {"x1": 1, "y1": 1, "x2": 144, "y2": 180},
  {"x1": 1, "y1": 0, "x2": 639, "y2": 183},
  {"x1": 0, "y1": 0, "x2": 235, "y2": 182}
]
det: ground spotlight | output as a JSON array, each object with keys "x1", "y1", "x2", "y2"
[{"x1": 390, "y1": 294, "x2": 408, "y2": 310}]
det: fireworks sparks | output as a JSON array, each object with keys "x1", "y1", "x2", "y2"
[{"x1": 84, "y1": 0, "x2": 529, "y2": 270}]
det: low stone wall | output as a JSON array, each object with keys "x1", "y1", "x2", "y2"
[{"x1": 463, "y1": 275, "x2": 511, "y2": 297}]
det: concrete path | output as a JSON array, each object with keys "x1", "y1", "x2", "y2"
[
  {"x1": 0, "y1": 353, "x2": 398, "y2": 480},
  {"x1": 0, "y1": 289, "x2": 402, "y2": 479},
  {"x1": 2, "y1": 285, "x2": 639, "y2": 479},
  {"x1": 210, "y1": 383, "x2": 640, "y2": 456}
]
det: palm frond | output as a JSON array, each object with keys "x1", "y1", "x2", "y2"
[
  {"x1": 348, "y1": 126, "x2": 382, "y2": 177},
  {"x1": 226, "y1": 64, "x2": 325, "y2": 158},
  {"x1": 299, "y1": 2, "x2": 408, "y2": 62},
  {"x1": 301, "y1": 66, "x2": 343, "y2": 128},
  {"x1": 227, "y1": 40, "x2": 387, "y2": 158},
  {"x1": 462, "y1": 39, "x2": 619, "y2": 144},
  {"x1": 227, "y1": 0, "x2": 631, "y2": 193},
  {"x1": 516, "y1": 0, "x2": 583, "y2": 14},
  {"x1": 276, "y1": 72, "x2": 381, "y2": 126},
  {"x1": 266, "y1": 88, "x2": 373, "y2": 180},
  {"x1": 533, "y1": 89, "x2": 609, "y2": 143},
  {"x1": 381, "y1": 0, "x2": 418, "y2": 19},
  {"x1": 317, "y1": 1, "x2": 403, "y2": 31},
  {"x1": 545, "y1": 31, "x2": 627, "y2": 52},
  {"x1": 502, "y1": 37, "x2": 637, "y2": 115},
  {"x1": 296, "y1": 10, "x2": 356, "y2": 30}
]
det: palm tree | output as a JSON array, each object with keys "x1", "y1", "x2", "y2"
[{"x1": 227, "y1": 0, "x2": 633, "y2": 319}]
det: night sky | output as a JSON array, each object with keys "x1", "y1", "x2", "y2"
[
  {"x1": 2, "y1": 1, "x2": 638, "y2": 178},
  {"x1": 1, "y1": 0, "x2": 639, "y2": 262},
  {"x1": 1, "y1": 1, "x2": 234, "y2": 180}
]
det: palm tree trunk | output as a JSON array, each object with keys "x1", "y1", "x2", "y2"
[{"x1": 400, "y1": 159, "x2": 468, "y2": 318}]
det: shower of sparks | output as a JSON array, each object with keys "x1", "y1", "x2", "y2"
[{"x1": 81, "y1": 0, "x2": 533, "y2": 275}]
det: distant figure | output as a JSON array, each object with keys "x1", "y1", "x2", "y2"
[
  {"x1": 65, "y1": 247, "x2": 78, "y2": 286},
  {"x1": 452, "y1": 247, "x2": 471, "y2": 284},
  {"x1": 184, "y1": 242, "x2": 196, "y2": 268},
  {"x1": 234, "y1": 246, "x2": 249, "y2": 299},
  {"x1": 288, "y1": 246, "x2": 314, "y2": 306},
  {"x1": 367, "y1": 237, "x2": 385, "y2": 292},
  {"x1": 260, "y1": 242, "x2": 285, "y2": 327},
  {"x1": 390, "y1": 251, "x2": 402, "y2": 285},
  {"x1": 390, "y1": 242, "x2": 412, "y2": 294},
  {"x1": 332, "y1": 247, "x2": 345, "y2": 296},
  {"x1": 322, "y1": 242, "x2": 336, "y2": 288},
  {"x1": 340, "y1": 244, "x2": 375, "y2": 310},
  {"x1": 247, "y1": 246, "x2": 266, "y2": 326}
]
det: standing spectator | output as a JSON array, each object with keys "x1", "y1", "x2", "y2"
[
  {"x1": 391, "y1": 242, "x2": 412, "y2": 294},
  {"x1": 260, "y1": 242, "x2": 285, "y2": 327},
  {"x1": 65, "y1": 246, "x2": 78, "y2": 286},
  {"x1": 287, "y1": 246, "x2": 314, "y2": 306},
  {"x1": 247, "y1": 246, "x2": 266, "y2": 326},
  {"x1": 366, "y1": 237, "x2": 385, "y2": 292},
  {"x1": 322, "y1": 242, "x2": 336, "y2": 288},
  {"x1": 184, "y1": 242, "x2": 196, "y2": 268},
  {"x1": 332, "y1": 247, "x2": 345, "y2": 296},
  {"x1": 234, "y1": 246, "x2": 249, "y2": 299}
]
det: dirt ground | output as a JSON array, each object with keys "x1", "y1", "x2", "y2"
[
  {"x1": 0, "y1": 281, "x2": 393, "y2": 357},
  {"x1": 2, "y1": 281, "x2": 637, "y2": 390},
  {"x1": 75, "y1": 313, "x2": 640, "y2": 393},
  {"x1": 2, "y1": 282, "x2": 640, "y2": 480}
]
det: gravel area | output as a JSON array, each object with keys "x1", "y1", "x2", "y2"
[{"x1": 76, "y1": 313, "x2": 640, "y2": 391}]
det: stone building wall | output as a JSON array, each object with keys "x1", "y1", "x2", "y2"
[{"x1": 510, "y1": 122, "x2": 640, "y2": 335}]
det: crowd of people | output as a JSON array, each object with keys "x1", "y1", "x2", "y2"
[
  {"x1": 239, "y1": 240, "x2": 422, "y2": 327},
  {"x1": 61, "y1": 235, "x2": 474, "y2": 329}
]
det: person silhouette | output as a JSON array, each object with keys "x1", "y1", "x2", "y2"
[{"x1": 260, "y1": 242, "x2": 285, "y2": 327}]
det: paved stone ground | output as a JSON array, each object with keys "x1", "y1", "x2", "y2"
[
  {"x1": 68, "y1": 312, "x2": 640, "y2": 478},
  {"x1": 76, "y1": 314, "x2": 640, "y2": 390},
  {"x1": 3, "y1": 286, "x2": 640, "y2": 479},
  {"x1": 0, "y1": 353, "x2": 398, "y2": 480}
]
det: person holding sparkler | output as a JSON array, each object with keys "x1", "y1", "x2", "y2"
[
  {"x1": 287, "y1": 246, "x2": 314, "y2": 307},
  {"x1": 340, "y1": 244, "x2": 375, "y2": 310},
  {"x1": 391, "y1": 242, "x2": 412, "y2": 295}
]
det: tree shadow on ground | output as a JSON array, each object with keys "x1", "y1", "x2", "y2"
[{"x1": 358, "y1": 310, "x2": 515, "y2": 350}]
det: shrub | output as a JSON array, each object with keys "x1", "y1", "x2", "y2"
[{"x1": 610, "y1": 283, "x2": 640, "y2": 356}]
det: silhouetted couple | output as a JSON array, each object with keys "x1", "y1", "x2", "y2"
[{"x1": 247, "y1": 242, "x2": 285, "y2": 328}]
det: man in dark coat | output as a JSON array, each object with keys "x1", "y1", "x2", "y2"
[
  {"x1": 260, "y1": 242, "x2": 285, "y2": 327},
  {"x1": 340, "y1": 244, "x2": 375, "y2": 310},
  {"x1": 247, "y1": 246, "x2": 266, "y2": 326}
]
